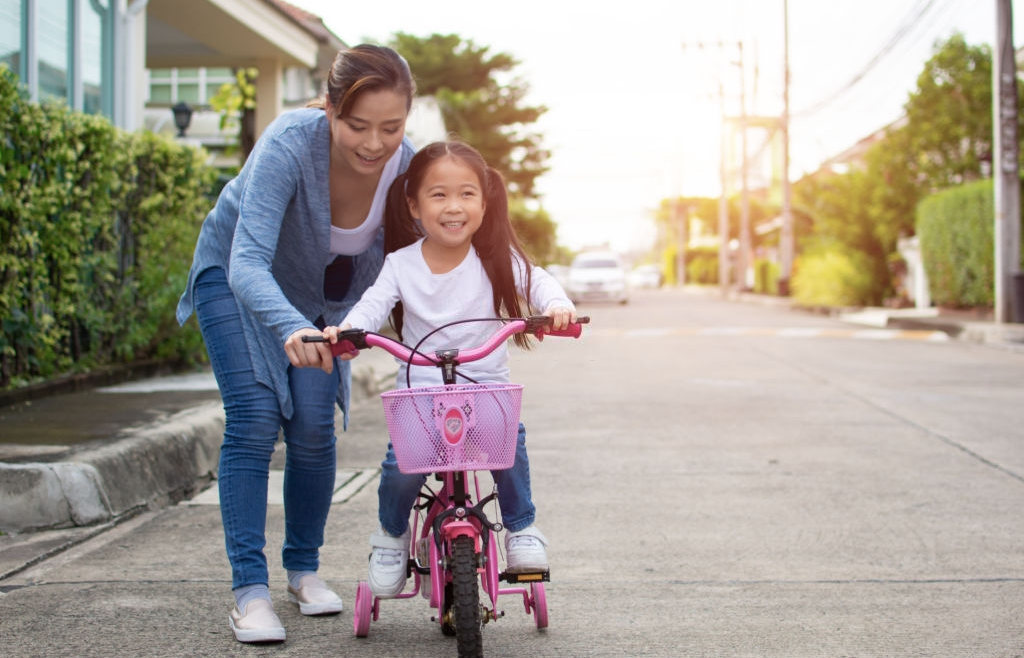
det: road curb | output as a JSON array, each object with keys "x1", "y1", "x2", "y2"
[
  {"x1": 0, "y1": 359, "x2": 394, "y2": 535},
  {"x1": 0, "y1": 402, "x2": 224, "y2": 533}
]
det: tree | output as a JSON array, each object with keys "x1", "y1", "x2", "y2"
[
  {"x1": 903, "y1": 33, "x2": 994, "y2": 191},
  {"x1": 788, "y1": 33, "x2": 1021, "y2": 307},
  {"x1": 794, "y1": 165, "x2": 893, "y2": 305},
  {"x1": 509, "y1": 199, "x2": 562, "y2": 265},
  {"x1": 390, "y1": 33, "x2": 550, "y2": 199},
  {"x1": 390, "y1": 33, "x2": 559, "y2": 262},
  {"x1": 210, "y1": 67, "x2": 258, "y2": 164}
]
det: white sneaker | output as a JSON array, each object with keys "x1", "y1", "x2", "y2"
[
  {"x1": 287, "y1": 574, "x2": 344, "y2": 615},
  {"x1": 368, "y1": 528, "x2": 411, "y2": 598},
  {"x1": 228, "y1": 599, "x2": 286, "y2": 643},
  {"x1": 505, "y1": 526, "x2": 549, "y2": 573}
]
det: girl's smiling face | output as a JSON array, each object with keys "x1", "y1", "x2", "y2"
[
  {"x1": 327, "y1": 88, "x2": 408, "y2": 176},
  {"x1": 408, "y1": 156, "x2": 485, "y2": 259}
]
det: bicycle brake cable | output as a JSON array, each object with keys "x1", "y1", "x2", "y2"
[{"x1": 407, "y1": 317, "x2": 518, "y2": 388}]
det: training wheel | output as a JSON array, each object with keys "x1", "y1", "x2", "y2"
[
  {"x1": 531, "y1": 582, "x2": 548, "y2": 629},
  {"x1": 354, "y1": 581, "x2": 373, "y2": 637}
]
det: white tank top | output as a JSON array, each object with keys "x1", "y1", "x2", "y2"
[{"x1": 327, "y1": 147, "x2": 402, "y2": 261}]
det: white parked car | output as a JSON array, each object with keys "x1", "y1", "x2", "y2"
[
  {"x1": 566, "y1": 251, "x2": 629, "y2": 304},
  {"x1": 628, "y1": 264, "x2": 664, "y2": 289}
]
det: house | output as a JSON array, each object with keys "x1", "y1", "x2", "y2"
[{"x1": 3, "y1": 0, "x2": 444, "y2": 160}]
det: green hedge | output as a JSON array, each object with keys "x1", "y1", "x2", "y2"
[
  {"x1": 0, "y1": 65, "x2": 215, "y2": 389},
  {"x1": 916, "y1": 179, "x2": 1024, "y2": 308}
]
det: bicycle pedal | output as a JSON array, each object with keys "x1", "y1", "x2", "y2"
[{"x1": 500, "y1": 570, "x2": 550, "y2": 584}]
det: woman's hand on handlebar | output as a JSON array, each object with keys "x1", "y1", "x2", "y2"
[
  {"x1": 323, "y1": 323, "x2": 360, "y2": 361},
  {"x1": 285, "y1": 327, "x2": 336, "y2": 374},
  {"x1": 543, "y1": 304, "x2": 577, "y2": 332}
]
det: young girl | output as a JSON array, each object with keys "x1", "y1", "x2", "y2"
[{"x1": 324, "y1": 140, "x2": 576, "y2": 598}]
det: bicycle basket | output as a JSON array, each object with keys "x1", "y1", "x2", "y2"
[{"x1": 380, "y1": 383, "x2": 523, "y2": 474}]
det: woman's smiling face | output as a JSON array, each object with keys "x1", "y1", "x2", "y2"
[{"x1": 327, "y1": 88, "x2": 408, "y2": 176}]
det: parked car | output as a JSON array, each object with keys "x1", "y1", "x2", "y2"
[
  {"x1": 566, "y1": 251, "x2": 629, "y2": 304},
  {"x1": 628, "y1": 264, "x2": 665, "y2": 289}
]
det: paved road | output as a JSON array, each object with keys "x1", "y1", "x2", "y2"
[{"x1": 2, "y1": 288, "x2": 1023, "y2": 657}]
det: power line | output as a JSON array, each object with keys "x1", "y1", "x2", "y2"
[{"x1": 793, "y1": 0, "x2": 944, "y2": 118}]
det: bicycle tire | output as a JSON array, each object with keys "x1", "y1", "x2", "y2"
[
  {"x1": 451, "y1": 535, "x2": 483, "y2": 657},
  {"x1": 531, "y1": 582, "x2": 548, "y2": 629},
  {"x1": 353, "y1": 581, "x2": 372, "y2": 637}
]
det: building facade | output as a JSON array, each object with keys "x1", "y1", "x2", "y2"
[
  {"x1": 3, "y1": 0, "x2": 444, "y2": 161},
  {"x1": 3, "y1": 0, "x2": 345, "y2": 135}
]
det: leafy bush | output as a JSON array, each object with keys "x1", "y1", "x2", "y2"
[
  {"x1": 0, "y1": 65, "x2": 214, "y2": 389},
  {"x1": 685, "y1": 246, "x2": 719, "y2": 285},
  {"x1": 791, "y1": 248, "x2": 877, "y2": 308}
]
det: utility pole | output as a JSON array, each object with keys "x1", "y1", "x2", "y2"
[
  {"x1": 994, "y1": 0, "x2": 1022, "y2": 323},
  {"x1": 778, "y1": 0, "x2": 794, "y2": 296},
  {"x1": 676, "y1": 201, "x2": 688, "y2": 286},
  {"x1": 718, "y1": 78, "x2": 731, "y2": 296},
  {"x1": 684, "y1": 40, "x2": 743, "y2": 296},
  {"x1": 737, "y1": 42, "x2": 753, "y2": 291}
]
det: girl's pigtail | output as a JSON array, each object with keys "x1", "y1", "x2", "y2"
[
  {"x1": 384, "y1": 173, "x2": 419, "y2": 256},
  {"x1": 383, "y1": 172, "x2": 420, "y2": 340},
  {"x1": 474, "y1": 166, "x2": 533, "y2": 349}
]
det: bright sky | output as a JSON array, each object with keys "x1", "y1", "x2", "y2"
[{"x1": 292, "y1": 0, "x2": 1018, "y2": 255}]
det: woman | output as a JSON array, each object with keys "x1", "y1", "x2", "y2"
[{"x1": 175, "y1": 44, "x2": 416, "y2": 643}]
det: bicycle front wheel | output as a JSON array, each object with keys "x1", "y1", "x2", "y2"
[{"x1": 451, "y1": 535, "x2": 483, "y2": 658}]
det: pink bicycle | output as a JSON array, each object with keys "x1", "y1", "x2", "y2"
[{"x1": 306, "y1": 315, "x2": 587, "y2": 658}]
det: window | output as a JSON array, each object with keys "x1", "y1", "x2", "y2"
[
  {"x1": 147, "y1": 67, "x2": 235, "y2": 107},
  {"x1": 82, "y1": 0, "x2": 103, "y2": 114},
  {"x1": 3, "y1": 0, "x2": 108, "y2": 114},
  {"x1": 0, "y1": 0, "x2": 20, "y2": 75},
  {"x1": 38, "y1": 0, "x2": 68, "y2": 103}
]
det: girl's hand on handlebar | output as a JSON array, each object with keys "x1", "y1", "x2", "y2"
[
  {"x1": 542, "y1": 304, "x2": 577, "y2": 332},
  {"x1": 285, "y1": 327, "x2": 335, "y2": 374},
  {"x1": 324, "y1": 323, "x2": 360, "y2": 361}
]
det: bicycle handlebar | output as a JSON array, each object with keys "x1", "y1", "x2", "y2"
[{"x1": 302, "y1": 315, "x2": 589, "y2": 366}]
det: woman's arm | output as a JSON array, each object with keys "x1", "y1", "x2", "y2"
[{"x1": 228, "y1": 125, "x2": 335, "y2": 371}]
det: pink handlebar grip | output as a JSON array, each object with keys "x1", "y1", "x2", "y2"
[
  {"x1": 329, "y1": 339, "x2": 359, "y2": 357},
  {"x1": 541, "y1": 323, "x2": 583, "y2": 339}
]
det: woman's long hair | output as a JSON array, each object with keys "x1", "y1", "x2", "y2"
[{"x1": 383, "y1": 141, "x2": 536, "y2": 349}]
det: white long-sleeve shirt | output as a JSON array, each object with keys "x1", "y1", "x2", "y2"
[{"x1": 342, "y1": 238, "x2": 574, "y2": 388}]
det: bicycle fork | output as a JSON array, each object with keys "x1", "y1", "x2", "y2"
[{"x1": 429, "y1": 472, "x2": 505, "y2": 622}]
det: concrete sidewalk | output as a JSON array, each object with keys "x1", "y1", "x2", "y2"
[{"x1": 727, "y1": 287, "x2": 1024, "y2": 350}]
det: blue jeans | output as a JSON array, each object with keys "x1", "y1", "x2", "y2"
[
  {"x1": 378, "y1": 422, "x2": 537, "y2": 536},
  {"x1": 194, "y1": 267, "x2": 340, "y2": 590}
]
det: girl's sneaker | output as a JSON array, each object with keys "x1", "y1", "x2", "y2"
[
  {"x1": 505, "y1": 526, "x2": 549, "y2": 573},
  {"x1": 368, "y1": 527, "x2": 411, "y2": 598}
]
